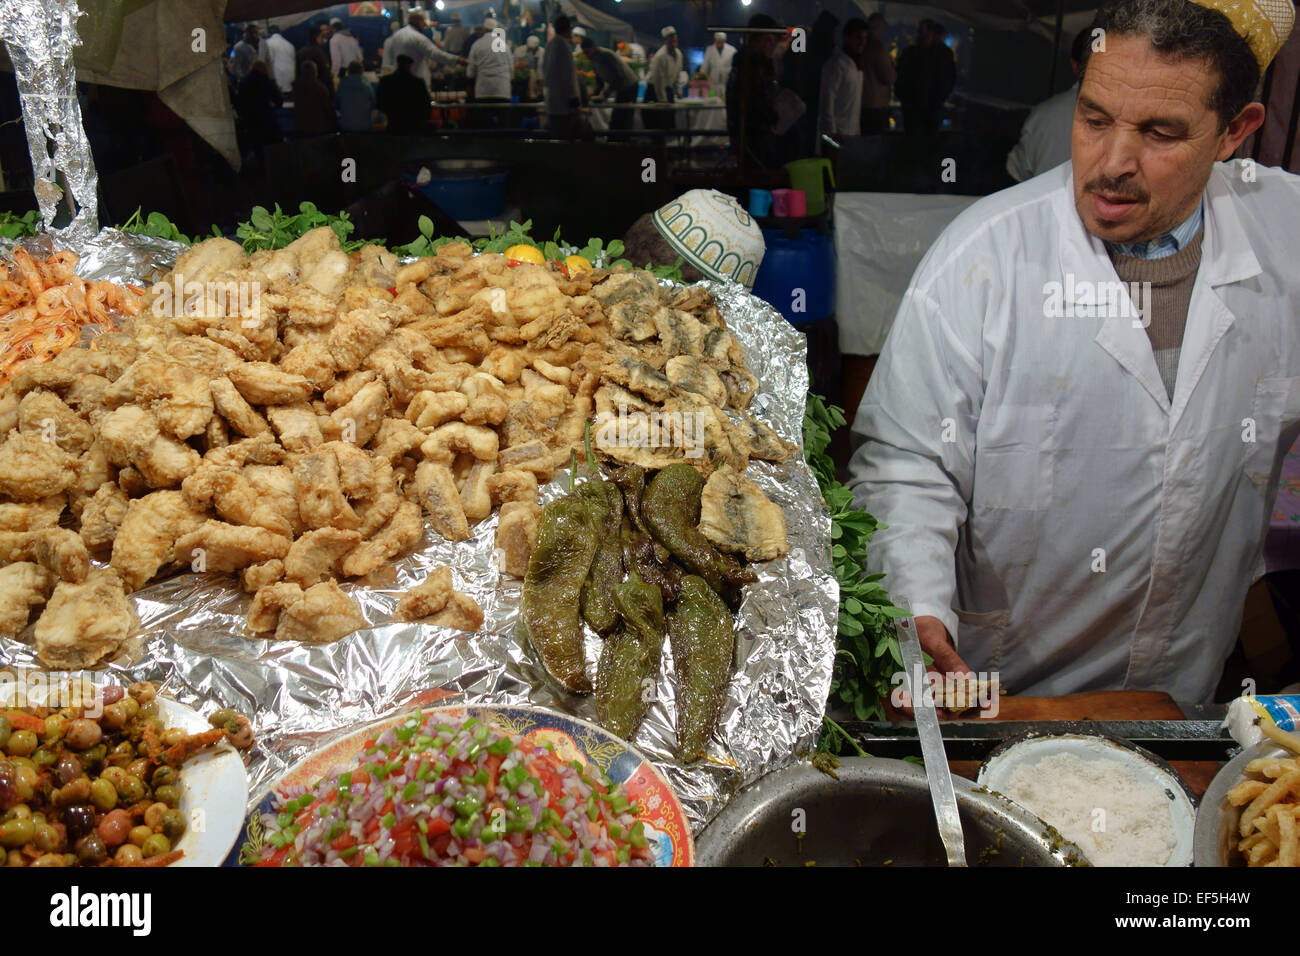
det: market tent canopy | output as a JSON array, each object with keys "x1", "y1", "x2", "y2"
[{"x1": 853, "y1": 0, "x2": 1099, "y2": 42}]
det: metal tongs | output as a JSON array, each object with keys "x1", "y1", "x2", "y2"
[{"x1": 893, "y1": 598, "x2": 967, "y2": 867}]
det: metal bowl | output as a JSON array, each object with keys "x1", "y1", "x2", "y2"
[
  {"x1": 1193, "y1": 742, "x2": 1290, "y2": 867},
  {"x1": 695, "y1": 757, "x2": 1087, "y2": 867}
]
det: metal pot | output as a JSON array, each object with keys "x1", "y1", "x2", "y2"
[{"x1": 695, "y1": 757, "x2": 1086, "y2": 867}]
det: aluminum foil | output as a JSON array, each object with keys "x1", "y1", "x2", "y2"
[
  {"x1": 0, "y1": 0, "x2": 100, "y2": 243},
  {"x1": 0, "y1": 232, "x2": 838, "y2": 835}
]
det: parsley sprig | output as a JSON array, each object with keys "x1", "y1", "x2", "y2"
[
  {"x1": 803, "y1": 394, "x2": 908, "y2": 726},
  {"x1": 235, "y1": 201, "x2": 373, "y2": 253},
  {"x1": 0, "y1": 210, "x2": 40, "y2": 240}
]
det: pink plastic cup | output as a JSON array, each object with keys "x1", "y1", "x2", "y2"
[
  {"x1": 787, "y1": 189, "x2": 807, "y2": 217},
  {"x1": 772, "y1": 189, "x2": 792, "y2": 217}
]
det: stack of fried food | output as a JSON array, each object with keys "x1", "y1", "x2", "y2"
[
  {"x1": 0, "y1": 248, "x2": 145, "y2": 387},
  {"x1": 0, "y1": 227, "x2": 789, "y2": 669}
]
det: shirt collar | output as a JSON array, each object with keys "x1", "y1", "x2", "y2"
[{"x1": 1106, "y1": 198, "x2": 1204, "y2": 260}]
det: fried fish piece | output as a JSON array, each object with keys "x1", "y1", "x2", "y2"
[
  {"x1": 210, "y1": 376, "x2": 271, "y2": 437},
  {"x1": 330, "y1": 379, "x2": 388, "y2": 446},
  {"x1": 110, "y1": 490, "x2": 210, "y2": 591},
  {"x1": 0, "y1": 496, "x2": 65, "y2": 532},
  {"x1": 18, "y1": 390, "x2": 95, "y2": 455},
  {"x1": 274, "y1": 580, "x2": 365, "y2": 644},
  {"x1": 494, "y1": 500, "x2": 541, "y2": 577},
  {"x1": 413, "y1": 462, "x2": 469, "y2": 542},
  {"x1": 227, "y1": 362, "x2": 313, "y2": 405},
  {"x1": 244, "y1": 465, "x2": 302, "y2": 537},
  {"x1": 246, "y1": 581, "x2": 303, "y2": 633},
  {"x1": 323, "y1": 370, "x2": 380, "y2": 409},
  {"x1": 240, "y1": 559, "x2": 284, "y2": 593},
  {"x1": 266, "y1": 403, "x2": 324, "y2": 454},
  {"x1": 664, "y1": 355, "x2": 728, "y2": 407},
  {"x1": 173, "y1": 520, "x2": 292, "y2": 573},
  {"x1": 329, "y1": 308, "x2": 394, "y2": 373},
  {"x1": 278, "y1": 341, "x2": 337, "y2": 391},
  {"x1": 0, "y1": 431, "x2": 76, "y2": 501},
  {"x1": 0, "y1": 529, "x2": 90, "y2": 583},
  {"x1": 406, "y1": 390, "x2": 469, "y2": 428},
  {"x1": 486, "y1": 470, "x2": 538, "y2": 506},
  {"x1": 34, "y1": 568, "x2": 135, "y2": 670},
  {"x1": 428, "y1": 592, "x2": 484, "y2": 633},
  {"x1": 295, "y1": 446, "x2": 360, "y2": 530},
  {"x1": 78, "y1": 483, "x2": 130, "y2": 551},
  {"x1": 341, "y1": 500, "x2": 422, "y2": 577},
  {"x1": 393, "y1": 565, "x2": 454, "y2": 621},
  {"x1": 0, "y1": 562, "x2": 55, "y2": 637},
  {"x1": 460, "y1": 460, "x2": 496, "y2": 524},
  {"x1": 698, "y1": 466, "x2": 788, "y2": 562},
  {"x1": 284, "y1": 527, "x2": 363, "y2": 587},
  {"x1": 97, "y1": 405, "x2": 201, "y2": 488}
]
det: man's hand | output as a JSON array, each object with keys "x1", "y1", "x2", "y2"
[
  {"x1": 893, "y1": 615, "x2": 972, "y2": 717},
  {"x1": 916, "y1": 615, "x2": 970, "y2": 677}
]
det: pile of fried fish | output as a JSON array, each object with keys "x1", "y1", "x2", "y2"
[{"x1": 0, "y1": 228, "x2": 792, "y2": 671}]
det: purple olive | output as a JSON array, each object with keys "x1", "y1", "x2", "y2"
[
  {"x1": 0, "y1": 760, "x2": 16, "y2": 811},
  {"x1": 55, "y1": 752, "x2": 84, "y2": 786},
  {"x1": 62, "y1": 804, "x2": 96, "y2": 840}
]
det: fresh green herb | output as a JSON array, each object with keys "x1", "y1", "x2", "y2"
[
  {"x1": 804, "y1": 393, "x2": 909, "y2": 727},
  {"x1": 118, "y1": 207, "x2": 194, "y2": 244},
  {"x1": 234, "y1": 201, "x2": 374, "y2": 253},
  {"x1": 0, "y1": 209, "x2": 41, "y2": 240}
]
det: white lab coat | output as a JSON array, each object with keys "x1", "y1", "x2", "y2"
[
  {"x1": 702, "y1": 42, "x2": 736, "y2": 92},
  {"x1": 386, "y1": 25, "x2": 458, "y2": 90},
  {"x1": 818, "y1": 48, "x2": 862, "y2": 141},
  {"x1": 466, "y1": 30, "x2": 513, "y2": 99},
  {"x1": 849, "y1": 161, "x2": 1300, "y2": 703},
  {"x1": 264, "y1": 33, "x2": 296, "y2": 94},
  {"x1": 329, "y1": 31, "x2": 363, "y2": 78},
  {"x1": 1006, "y1": 83, "x2": 1077, "y2": 183},
  {"x1": 648, "y1": 45, "x2": 682, "y2": 102}
]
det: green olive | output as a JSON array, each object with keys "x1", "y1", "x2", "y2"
[
  {"x1": 89, "y1": 778, "x2": 118, "y2": 812},
  {"x1": 30, "y1": 812, "x2": 45, "y2": 826},
  {"x1": 0, "y1": 817, "x2": 35, "y2": 848},
  {"x1": 151, "y1": 766, "x2": 178, "y2": 789},
  {"x1": 31, "y1": 748, "x2": 56, "y2": 768},
  {"x1": 160, "y1": 810, "x2": 186, "y2": 842},
  {"x1": 2, "y1": 805, "x2": 31, "y2": 822},
  {"x1": 140, "y1": 833, "x2": 171, "y2": 858},
  {"x1": 154, "y1": 785, "x2": 180, "y2": 809},
  {"x1": 0, "y1": 716, "x2": 10, "y2": 750},
  {"x1": 143, "y1": 803, "x2": 168, "y2": 829},
  {"x1": 30, "y1": 853, "x2": 65, "y2": 867},
  {"x1": 6, "y1": 849, "x2": 25, "y2": 867},
  {"x1": 138, "y1": 703, "x2": 158, "y2": 723},
  {"x1": 128, "y1": 682, "x2": 156, "y2": 704},
  {"x1": 32, "y1": 822, "x2": 59, "y2": 853},
  {"x1": 128, "y1": 825, "x2": 152, "y2": 847},
  {"x1": 100, "y1": 766, "x2": 127, "y2": 789},
  {"x1": 161, "y1": 728, "x2": 185, "y2": 747},
  {"x1": 115, "y1": 774, "x2": 145, "y2": 805},
  {"x1": 114, "y1": 844, "x2": 143, "y2": 865},
  {"x1": 208, "y1": 708, "x2": 238, "y2": 728},
  {"x1": 106, "y1": 742, "x2": 133, "y2": 767},
  {"x1": 6, "y1": 729, "x2": 37, "y2": 757},
  {"x1": 42, "y1": 714, "x2": 67, "y2": 743},
  {"x1": 79, "y1": 744, "x2": 106, "y2": 770},
  {"x1": 12, "y1": 764, "x2": 36, "y2": 802}
]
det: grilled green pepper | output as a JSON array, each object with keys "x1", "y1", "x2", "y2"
[
  {"x1": 642, "y1": 464, "x2": 755, "y2": 605},
  {"x1": 669, "y1": 575, "x2": 736, "y2": 762},
  {"x1": 622, "y1": 522, "x2": 682, "y2": 604},
  {"x1": 577, "y1": 480, "x2": 624, "y2": 636},
  {"x1": 519, "y1": 495, "x2": 602, "y2": 693},
  {"x1": 595, "y1": 565, "x2": 665, "y2": 740},
  {"x1": 611, "y1": 464, "x2": 649, "y2": 534}
]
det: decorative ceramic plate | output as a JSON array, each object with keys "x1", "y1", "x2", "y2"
[{"x1": 227, "y1": 703, "x2": 694, "y2": 866}]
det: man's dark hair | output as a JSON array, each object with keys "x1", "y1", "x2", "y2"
[
  {"x1": 554, "y1": 14, "x2": 571, "y2": 36},
  {"x1": 1084, "y1": 0, "x2": 1260, "y2": 130},
  {"x1": 748, "y1": 13, "x2": 782, "y2": 31},
  {"x1": 347, "y1": 61, "x2": 363, "y2": 75},
  {"x1": 1070, "y1": 28, "x2": 1090, "y2": 64},
  {"x1": 844, "y1": 18, "x2": 870, "y2": 38},
  {"x1": 579, "y1": 35, "x2": 594, "y2": 49}
]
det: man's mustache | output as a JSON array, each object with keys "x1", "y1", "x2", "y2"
[{"x1": 1083, "y1": 176, "x2": 1149, "y2": 202}]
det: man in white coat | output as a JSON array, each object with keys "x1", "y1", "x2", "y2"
[
  {"x1": 387, "y1": 10, "x2": 463, "y2": 91},
  {"x1": 264, "y1": 25, "x2": 296, "y2": 95},
  {"x1": 850, "y1": 0, "x2": 1300, "y2": 704},
  {"x1": 1006, "y1": 30, "x2": 1090, "y2": 182},
  {"x1": 702, "y1": 32, "x2": 737, "y2": 95},
  {"x1": 818, "y1": 18, "x2": 869, "y2": 144}
]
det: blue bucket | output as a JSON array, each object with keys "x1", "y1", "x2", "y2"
[
  {"x1": 402, "y1": 159, "x2": 508, "y2": 221},
  {"x1": 751, "y1": 227, "x2": 836, "y2": 324}
]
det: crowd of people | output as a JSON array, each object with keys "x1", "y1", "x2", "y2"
[{"x1": 224, "y1": 9, "x2": 960, "y2": 171}]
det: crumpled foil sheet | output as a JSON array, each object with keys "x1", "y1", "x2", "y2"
[
  {"x1": 0, "y1": 232, "x2": 838, "y2": 837},
  {"x1": 0, "y1": 0, "x2": 100, "y2": 243}
]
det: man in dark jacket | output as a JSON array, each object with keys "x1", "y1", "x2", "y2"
[
  {"x1": 895, "y1": 19, "x2": 955, "y2": 135},
  {"x1": 726, "y1": 13, "x2": 794, "y2": 169},
  {"x1": 378, "y1": 55, "x2": 431, "y2": 134},
  {"x1": 579, "y1": 36, "x2": 638, "y2": 132}
]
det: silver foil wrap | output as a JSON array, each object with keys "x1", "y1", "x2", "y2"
[
  {"x1": 0, "y1": 0, "x2": 100, "y2": 243},
  {"x1": 0, "y1": 232, "x2": 838, "y2": 835}
]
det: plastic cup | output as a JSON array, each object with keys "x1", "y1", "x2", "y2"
[
  {"x1": 772, "y1": 189, "x2": 792, "y2": 217},
  {"x1": 787, "y1": 189, "x2": 807, "y2": 217},
  {"x1": 749, "y1": 189, "x2": 773, "y2": 217}
]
